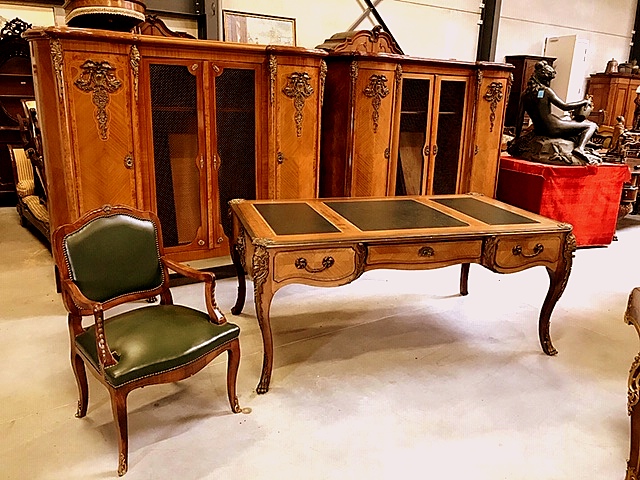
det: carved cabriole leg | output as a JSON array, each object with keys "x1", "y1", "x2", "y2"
[
  {"x1": 69, "y1": 313, "x2": 88, "y2": 418},
  {"x1": 625, "y1": 288, "x2": 640, "y2": 480},
  {"x1": 226, "y1": 340, "x2": 242, "y2": 413},
  {"x1": 539, "y1": 233, "x2": 576, "y2": 356},
  {"x1": 231, "y1": 223, "x2": 247, "y2": 316},
  {"x1": 627, "y1": 354, "x2": 640, "y2": 480},
  {"x1": 109, "y1": 388, "x2": 130, "y2": 476},
  {"x1": 459, "y1": 263, "x2": 470, "y2": 296},
  {"x1": 72, "y1": 352, "x2": 88, "y2": 418},
  {"x1": 252, "y1": 241, "x2": 274, "y2": 394}
]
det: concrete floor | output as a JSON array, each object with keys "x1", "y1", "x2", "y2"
[{"x1": 1, "y1": 205, "x2": 640, "y2": 479}]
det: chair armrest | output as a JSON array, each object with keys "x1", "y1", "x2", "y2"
[
  {"x1": 161, "y1": 257, "x2": 227, "y2": 325},
  {"x1": 61, "y1": 279, "x2": 118, "y2": 368},
  {"x1": 61, "y1": 278, "x2": 97, "y2": 311},
  {"x1": 163, "y1": 257, "x2": 212, "y2": 282}
]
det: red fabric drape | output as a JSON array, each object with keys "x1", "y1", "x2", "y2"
[{"x1": 497, "y1": 155, "x2": 631, "y2": 247}]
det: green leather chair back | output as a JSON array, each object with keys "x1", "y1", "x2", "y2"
[{"x1": 63, "y1": 213, "x2": 164, "y2": 302}]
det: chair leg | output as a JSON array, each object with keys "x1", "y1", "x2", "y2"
[
  {"x1": 71, "y1": 352, "x2": 88, "y2": 418},
  {"x1": 226, "y1": 340, "x2": 242, "y2": 413},
  {"x1": 109, "y1": 389, "x2": 130, "y2": 476}
]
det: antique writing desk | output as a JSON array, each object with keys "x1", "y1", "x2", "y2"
[{"x1": 229, "y1": 194, "x2": 576, "y2": 394}]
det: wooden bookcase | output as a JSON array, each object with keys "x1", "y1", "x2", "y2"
[
  {"x1": 588, "y1": 72, "x2": 640, "y2": 129},
  {"x1": 318, "y1": 29, "x2": 513, "y2": 199},
  {"x1": 25, "y1": 26, "x2": 327, "y2": 260}
]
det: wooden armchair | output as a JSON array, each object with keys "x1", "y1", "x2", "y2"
[
  {"x1": 8, "y1": 144, "x2": 49, "y2": 240},
  {"x1": 18, "y1": 99, "x2": 47, "y2": 204},
  {"x1": 51, "y1": 205, "x2": 242, "y2": 476}
]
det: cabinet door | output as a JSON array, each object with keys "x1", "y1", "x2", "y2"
[
  {"x1": 395, "y1": 75, "x2": 468, "y2": 195},
  {"x1": 271, "y1": 59, "x2": 322, "y2": 199},
  {"x1": 395, "y1": 75, "x2": 434, "y2": 195},
  {"x1": 611, "y1": 80, "x2": 631, "y2": 125},
  {"x1": 350, "y1": 64, "x2": 398, "y2": 196},
  {"x1": 213, "y1": 66, "x2": 259, "y2": 237},
  {"x1": 66, "y1": 51, "x2": 137, "y2": 213},
  {"x1": 145, "y1": 60, "x2": 209, "y2": 251},
  {"x1": 468, "y1": 73, "x2": 509, "y2": 196},
  {"x1": 430, "y1": 77, "x2": 468, "y2": 194}
]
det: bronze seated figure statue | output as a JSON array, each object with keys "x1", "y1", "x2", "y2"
[{"x1": 508, "y1": 60, "x2": 601, "y2": 165}]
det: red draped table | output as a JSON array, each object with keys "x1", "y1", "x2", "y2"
[{"x1": 497, "y1": 155, "x2": 630, "y2": 247}]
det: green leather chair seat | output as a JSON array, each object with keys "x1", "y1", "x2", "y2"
[{"x1": 76, "y1": 305, "x2": 240, "y2": 387}]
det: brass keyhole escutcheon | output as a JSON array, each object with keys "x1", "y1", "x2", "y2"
[{"x1": 124, "y1": 155, "x2": 133, "y2": 169}]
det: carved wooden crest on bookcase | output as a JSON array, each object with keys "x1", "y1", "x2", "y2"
[{"x1": 316, "y1": 25, "x2": 402, "y2": 54}]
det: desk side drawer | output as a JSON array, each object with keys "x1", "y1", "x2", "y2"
[
  {"x1": 367, "y1": 240, "x2": 482, "y2": 266},
  {"x1": 492, "y1": 235, "x2": 562, "y2": 270},
  {"x1": 273, "y1": 247, "x2": 357, "y2": 283}
]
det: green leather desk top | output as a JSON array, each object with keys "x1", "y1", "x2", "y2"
[
  {"x1": 324, "y1": 199, "x2": 469, "y2": 231},
  {"x1": 255, "y1": 203, "x2": 340, "y2": 235},
  {"x1": 432, "y1": 197, "x2": 538, "y2": 225},
  {"x1": 231, "y1": 194, "x2": 570, "y2": 244}
]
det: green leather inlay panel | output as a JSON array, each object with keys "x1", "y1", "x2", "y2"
[
  {"x1": 75, "y1": 305, "x2": 240, "y2": 387},
  {"x1": 434, "y1": 197, "x2": 539, "y2": 225},
  {"x1": 255, "y1": 203, "x2": 340, "y2": 235},
  {"x1": 325, "y1": 199, "x2": 468, "y2": 231},
  {"x1": 64, "y1": 214, "x2": 163, "y2": 302}
]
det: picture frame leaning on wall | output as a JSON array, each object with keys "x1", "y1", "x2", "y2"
[{"x1": 222, "y1": 10, "x2": 296, "y2": 46}]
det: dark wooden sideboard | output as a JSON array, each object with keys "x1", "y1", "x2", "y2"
[{"x1": 504, "y1": 55, "x2": 555, "y2": 138}]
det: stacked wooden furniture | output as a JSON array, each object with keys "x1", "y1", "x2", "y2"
[
  {"x1": 318, "y1": 27, "x2": 513, "y2": 198},
  {"x1": 0, "y1": 18, "x2": 35, "y2": 205},
  {"x1": 588, "y1": 72, "x2": 640, "y2": 128},
  {"x1": 25, "y1": 26, "x2": 327, "y2": 261}
]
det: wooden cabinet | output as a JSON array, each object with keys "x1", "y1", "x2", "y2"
[
  {"x1": 588, "y1": 73, "x2": 640, "y2": 128},
  {"x1": 25, "y1": 26, "x2": 326, "y2": 260},
  {"x1": 0, "y1": 18, "x2": 35, "y2": 205},
  {"x1": 318, "y1": 29, "x2": 512, "y2": 199}
]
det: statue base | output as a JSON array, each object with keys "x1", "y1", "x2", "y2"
[{"x1": 507, "y1": 130, "x2": 601, "y2": 166}]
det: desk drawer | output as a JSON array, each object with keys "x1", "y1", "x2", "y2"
[
  {"x1": 273, "y1": 247, "x2": 357, "y2": 283},
  {"x1": 492, "y1": 235, "x2": 562, "y2": 270},
  {"x1": 367, "y1": 240, "x2": 482, "y2": 266}
]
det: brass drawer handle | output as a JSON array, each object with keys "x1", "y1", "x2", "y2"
[
  {"x1": 418, "y1": 246, "x2": 435, "y2": 257},
  {"x1": 295, "y1": 256, "x2": 334, "y2": 273},
  {"x1": 512, "y1": 243, "x2": 544, "y2": 258}
]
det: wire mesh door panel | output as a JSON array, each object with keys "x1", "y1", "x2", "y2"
[{"x1": 149, "y1": 62, "x2": 206, "y2": 249}]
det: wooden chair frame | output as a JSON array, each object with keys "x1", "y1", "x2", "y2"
[{"x1": 52, "y1": 204, "x2": 241, "y2": 476}]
